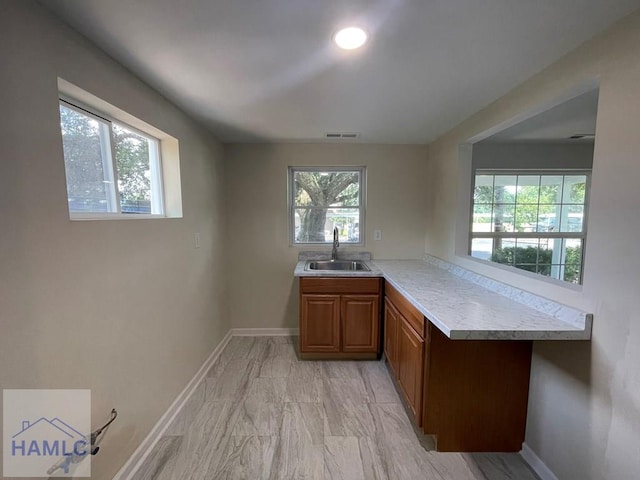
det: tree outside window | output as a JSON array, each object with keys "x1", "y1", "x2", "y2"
[
  {"x1": 471, "y1": 172, "x2": 589, "y2": 284},
  {"x1": 290, "y1": 167, "x2": 364, "y2": 244},
  {"x1": 59, "y1": 100, "x2": 162, "y2": 215}
]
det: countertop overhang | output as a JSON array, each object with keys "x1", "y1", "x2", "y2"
[{"x1": 295, "y1": 255, "x2": 592, "y2": 341}]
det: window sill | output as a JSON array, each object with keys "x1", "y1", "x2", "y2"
[
  {"x1": 290, "y1": 242, "x2": 365, "y2": 248},
  {"x1": 70, "y1": 213, "x2": 170, "y2": 221}
]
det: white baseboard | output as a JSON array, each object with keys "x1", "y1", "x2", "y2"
[
  {"x1": 520, "y1": 443, "x2": 559, "y2": 480},
  {"x1": 230, "y1": 327, "x2": 299, "y2": 336},
  {"x1": 112, "y1": 330, "x2": 233, "y2": 480}
]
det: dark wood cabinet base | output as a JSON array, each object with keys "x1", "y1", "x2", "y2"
[
  {"x1": 299, "y1": 277, "x2": 382, "y2": 358},
  {"x1": 384, "y1": 282, "x2": 533, "y2": 453},
  {"x1": 423, "y1": 326, "x2": 532, "y2": 452}
]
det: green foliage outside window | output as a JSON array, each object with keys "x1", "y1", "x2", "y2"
[
  {"x1": 60, "y1": 103, "x2": 156, "y2": 213},
  {"x1": 293, "y1": 170, "x2": 361, "y2": 243},
  {"x1": 491, "y1": 245, "x2": 582, "y2": 283}
]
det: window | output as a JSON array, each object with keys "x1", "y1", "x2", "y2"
[
  {"x1": 59, "y1": 99, "x2": 164, "y2": 217},
  {"x1": 470, "y1": 171, "x2": 590, "y2": 284},
  {"x1": 289, "y1": 167, "x2": 365, "y2": 244}
]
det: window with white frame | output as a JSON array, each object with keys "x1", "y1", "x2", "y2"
[
  {"x1": 59, "y1": 99, "x2": 164, "y2": 217},
  {"x1": 470, "y1": 171, "x2": 590, "y2": 284},
  {"x1": 289, "y1": 166, "x2": 365, "y2": 244}
]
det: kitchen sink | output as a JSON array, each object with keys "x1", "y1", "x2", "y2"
[{"x1": 304, "y1": 260, "x2": 371, "y2": 271}]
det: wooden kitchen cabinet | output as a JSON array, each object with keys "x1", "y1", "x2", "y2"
[
  {"x1": 341, "y1": 295, "x2": 380, "y2": 352},
  {"x1": 383, "y1": 298, "x2": 400, "y2": 374},
  {"x1": 384, "y1": 281, "x2": 533, "y2": 452},
  {"x1": 384, "y1": 283, "x2": 426, "y2": 426},
  {"x1": 300, "y1": 294, "x2": 340, "y2": 352},
  {"x1": 422, "y1": 325, "x2": 532, "y2": 452},
  {"x1": 397, "y1": 315, "x2": 425, "y2": 423},
  {"x1": 299, "y1": 277, "x2": 382, "y2": 359}
]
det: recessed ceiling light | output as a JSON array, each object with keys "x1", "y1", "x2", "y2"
[{"x1": 333, "y1": 27, "x2": 368, "y2": 50}]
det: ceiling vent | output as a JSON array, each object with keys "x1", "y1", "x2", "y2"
[
  {"x1": 569, "y1": 134, "x2": 595, "y2": 139},
  {"x1": 325, "y1": 132, "x2": 360, "y2": 139}
]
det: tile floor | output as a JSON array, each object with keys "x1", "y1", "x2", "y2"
[{"x1": 132, "y1": 336, "x2": 540, "y2": 480}]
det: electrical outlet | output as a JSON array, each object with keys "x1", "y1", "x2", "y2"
[
  {"x1": 194, "y1": 232, "x2": 201, "y2": 248},
  {"x1": 374, "y1": 229, "x2": 382, "y2": 241}
]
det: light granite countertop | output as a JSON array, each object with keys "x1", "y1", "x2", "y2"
[{"x1": 295, "y1": 254, "x2": 592, "y2": 341}]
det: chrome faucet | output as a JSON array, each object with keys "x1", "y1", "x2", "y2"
[{"x1": 331, "y1": 227, "x2": 339, "y2": 261}]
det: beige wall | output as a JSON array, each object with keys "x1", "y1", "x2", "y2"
[
  {"x1": 0, "y1": 2, "x2": 228, "y2": 478},
  {"x1": 224, "y1": 143, "x2": 428, "y2": 329},
  {"x1": 473, "y1": 142, "x2": 595, "y2": 170},
  {"x1": 425, "y1": 10, "x2": 640, "y2": 480},
  {"x1": 4, "y1": 1, "x2": 639, "y2": 478}
]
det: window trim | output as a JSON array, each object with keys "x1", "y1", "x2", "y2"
[
  {"x1": 468, "y1": 168, "x2": 591, "y2": 284},
  {"x1": 59, "y1": 96, "x2": 166, "y2": 219},
  {"x1": 288, "y1": 166, "x2": 366, "y2": 246},
  {"x1": 57, "y1": 78, "x2": 183, "y2": 220}
]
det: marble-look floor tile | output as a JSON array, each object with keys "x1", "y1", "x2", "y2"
[
  {"x1": 269, "y1": 403, "x2": 324, "y2": 480},
  {"x1": 206, "y1": 339, "x2": 236, "y2": 378},
  {"x1": 227, "y1": 336, "x2": 257, "y2": 359},
  {"x1": 233, "y1": 399, "x2": 284, "y2": 436},
  {"x1": 288, "y1": 358, "x2": 323, "y2": 378},
  {"x1": 179, "y1": 397, "x2": 249, "y2": 480},
  {"x1": 258, "y1": 357, "x2": 293, "y2": 378},
  {"x1": 321, "y1": 360, "x2": 362, "y2": 379},
  {"x1": 134, "y1": 336, "x2": 540, "y2": 480},
  {"x1": 384, "y1": 437, "x2": 446, "y2": 480},
  {"x1": 284, "y1": 377, "x2": 323, "y2": 402},
  {"x1": 323, "y1": 377, "x2": 375, "y2": 435},
  {"x1": 426, "y1": 452, "x2": 482, "y2": 480},
  {"x1": 258, "y1": 343, "x2": 297, "y2": 378},
  {"x1": 369, "y1": 402, "x2": 417, "y2": 439},
  {"x1": 247, "y1": 377, "x2": 288, "y2": 403},
  {"x1": 130, "y1": 436, "x2": 182, "y2": 480},
  {"x1": 266, "y1": 335, "x2": 295, "y2": 344},
  {"x1": 285, "y1": 362, "x2": 323, "y2": 402},
  {"x1": 463, "y1": 452, "x2": 540, "y2": 480},
  {"x1": 369, "y1": 403, "x2": 447, "y2": 480},
  {"x1": 211, "y1": 435, "x2": 278, "y2": 480},
  {"x1": 206, "y1": 357, "x2": 256, "y2": 401},
  {"x1": 285, "y1": 402, "x2": 324, "y2": 445},
  {"x1": 247, "y1": 336, "x2": 271, "y2": 359},
  {"x1": 324, "y1": 401, "x2": 376, "y2": 436},
  {"x1": 153, "y1": 401, "x2": 237, "y2": 480},
  {"x1": 323, "y1": 377, "x2": 371, "y2": 404},
  {"x1": 164, "y1": 381, "x2": 206, "y2": 436},
  {"x1": 357, "y1": 436, "x2": 390, "y2": 480},
  {"x1": 271, "y1": 340, "x2": 298, "y2": 357},
  {"x1": 324, "y1": 436, "x2": 366, "y2": 480},
  {"x1": 359, "y1": 360, "x2": 402, "y2": 403}
]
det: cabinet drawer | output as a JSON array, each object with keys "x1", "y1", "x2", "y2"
[
  {"x1": 385, "y1": 282, "x2": 425, "y2": 338},
  {"x1": 300, "y1": 277, "x2": 382, "y2": 294}
]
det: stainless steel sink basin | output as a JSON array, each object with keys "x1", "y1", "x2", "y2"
[{"x1": 304, "y1": 260, "x2": 370, "y2": 271}]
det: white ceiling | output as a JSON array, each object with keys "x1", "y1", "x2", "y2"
[{"x1": 42, "y1": 0, "x2": 639, "y2": 144}]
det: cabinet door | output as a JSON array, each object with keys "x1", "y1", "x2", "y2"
[
  {"x1": 300, "y1": 294, "x2": 340, "y2": 352},
  {"x1": 341, "y1": 295, "x2": 380, "y2": 353},
  {"x1": 397, "y1": 317, "x2": 425, "y2": 425},
  {"x1": 384, "y1": 298, "x2": 400, "y2": 374}
]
